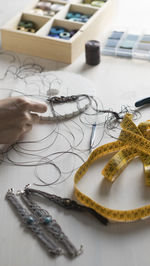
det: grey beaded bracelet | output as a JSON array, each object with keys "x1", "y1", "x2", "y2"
[
  {"x1": 6, "y1": 189, "x2": 62, "y2": 257},
  {"x1": 20, "y1": 191, "x2": 83, "y2": 257}
]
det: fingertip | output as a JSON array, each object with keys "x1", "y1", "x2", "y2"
[
  {"x1": 27, "y1": 100, "x2": 48, "y2": 113},
  {"x1": 35, "y1": 102, "x2": 47, "y2": 113}
]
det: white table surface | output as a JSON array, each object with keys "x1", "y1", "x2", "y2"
[{"x1": 1, "y1": 0, "x2": 150, "y2": 266}]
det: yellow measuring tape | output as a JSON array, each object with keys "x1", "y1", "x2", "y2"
[{"x1": 74, "y1": 114, "x2": 150, "y2": 222}]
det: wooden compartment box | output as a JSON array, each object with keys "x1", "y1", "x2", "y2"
[{"x1": 1, "y1": 0, "x2": 112, "y2": 63}]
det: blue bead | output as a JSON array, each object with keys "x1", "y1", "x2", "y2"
[
  {"x1": 68, "y1": 17, "x2": 76, "y2": 21},
  {"x1": 74, "y1": 12, "x2": 82, "y2": 18},
  {"x1": 74, "y1": 18, "x2": 83, "y2": 22},
  {"x1": 27, "y1": 216, "x2": 34, "y2": 224},
  {"x1": 48, "y1": 34, "x2": 60, "y2": 38},
  {"x1": 66, "y1": 12, "x2": 74, "y2": 19},
  {"x1": 59, "y1": 31, "x2": 70, "y2": 40},
  {"x1": 82, "y1": 17, "x2": 89, "y2": 22},
  {"x1": 44, "y1": 216, "x2": 52, "y2": 224},
  {"x1": 49, "y1": 27, "x2": 65, "y2": 36},
  {"x1": 81, "y1": 15, "x2": 88, "y2": 19}
]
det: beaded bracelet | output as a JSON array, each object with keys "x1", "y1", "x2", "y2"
[
  {"x1": 24, "y1": 186, "x2": 108, "y2": 225},
  {"x1": 6, "y1": 189, "x2": 62, "y2": 256},
  {"x1": 20, "y1": 191, "x2": 83, "y2": 257},
  {"x1": 40, "y1": 94, "x2": 91, "y2": 121},
  {"x1": 6, "y1": 188, "x2": 84, "y2": 258}
]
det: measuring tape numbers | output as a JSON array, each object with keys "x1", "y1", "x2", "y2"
[{"x1": 74, "y1": 114, "x2": 150, "y2": 222}]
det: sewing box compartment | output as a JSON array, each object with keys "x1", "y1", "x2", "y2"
[{"x1": 1, "y1": 0, "x2": 112, "y2": 63}]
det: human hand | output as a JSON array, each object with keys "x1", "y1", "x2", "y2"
[{"x1": 0, "y1": 97, "x2": 47, "y2": 144}]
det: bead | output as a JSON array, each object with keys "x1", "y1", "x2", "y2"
[
  {"x1": 59, "y1": 233, "x2": 64, "y2": 240},
  {"x1": 44, "y1": 216, "x2": 52, "y2": 224},
  {"x1": 74, "y1": 12, "x2": 82, "y2": 18},
  {"x1": 17, "y1": 27, "x2": 36, "y2": 33},
  {"x1": 69, "y1": 17, "x2": 82, "y2": 22},
  {"x1": 54, "y1": 227, "x2": 59, "y2": 232},
  {"x1": 48, "y1": 26, "x2": 77, "y2": 40},
  {"x1": 81, "y1": 14, "x2": 89, "y2": 19},
  {"x1": 59, "y1": 31, "x2": 71, "y2": 40},
  {"x1": 26, "y1": 216, "x2": 34, "y2": 224},
  {"x1": 65, "y1": 199, "x2": 71, "y2": 204},
  {"x1": 81, "y1": 17, "x2": 89, "y2": 23},
  {"x1": 45, "y1": 10, "x2": 56, "y2": 17},
  {"x1": 29, "y1": 8, "x2": 44, "y2": 16},
  {"x1": 48, "y1": 34, "x2": 60, "y2": 38},
  {"x1": 66, "y1": 12, "x2": 74, "y2": 19},
  {"x1": 70, "y1": 29, "x2": 78, "y2": 37},
  {"x1": 36, "y1": 1, "x2": 51, "y2": 11},
  {"x1": 66, "y1": 12, "x2": 90, "y2": 23},
  {"x1": 68, "y1": 17, "x2": 76, "y2": 21},
  {"x1": 18, "y1": 20, "x2": 34, "y2": 29},
  {"x1": 51, "y1": 3, "x2": 64, "y2": 12},
  {"x1": 49, "y1": 26, "x2": 65, "y2": 36},
  {"x1": 17, "y1": 20, "x2": 36, "y2": 33}
]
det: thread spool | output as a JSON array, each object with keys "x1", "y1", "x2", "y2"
[{"x1": 85, "y1": 40, "x2": 100, "y2": 65}]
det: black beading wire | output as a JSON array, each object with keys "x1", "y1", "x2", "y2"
[{"x1": 0, "y1": 51, "x2": 141, "y2": 187}]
